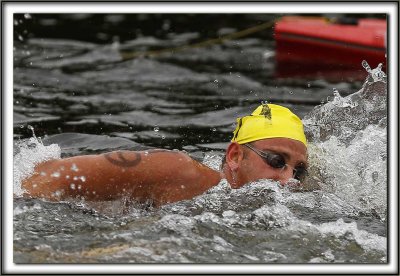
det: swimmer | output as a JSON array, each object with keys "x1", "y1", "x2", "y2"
[{"x1": 21, "y1": 103, "x2": 308, "y2": 206}]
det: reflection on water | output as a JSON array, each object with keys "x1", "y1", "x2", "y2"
[{"x1": 13, "y1": 14, "x2": 387, "y2": 264}]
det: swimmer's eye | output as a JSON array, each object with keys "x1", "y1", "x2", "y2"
[
  {"x1": 264, "y1": 152, "x2": 286, "y2": 169},
  {"x1": 244, "y1": 143, "x2": 286, "y2": 169}
]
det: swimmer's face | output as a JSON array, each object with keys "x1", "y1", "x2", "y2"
[{"x1": 226, "y1": 138, "x2": 308, "y2": 188}]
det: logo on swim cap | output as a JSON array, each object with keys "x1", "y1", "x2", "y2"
[
  {"x1": 260, "y1": 101, "x2": 272, "y2": 120},
  {"x1": 231, "y1": 103, "x2": 307, "y2": 147}
]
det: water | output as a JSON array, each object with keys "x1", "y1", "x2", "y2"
[{"x1": 13, "y1": 14, "x2": 387, "y2": 264}]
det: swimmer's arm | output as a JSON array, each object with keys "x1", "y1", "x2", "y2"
[{"x1": 21, "y1": 150, "x2": 221, "y2": 206}]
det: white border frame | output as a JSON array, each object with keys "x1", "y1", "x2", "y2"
[{"x1": 3, "y1": 1, "x2": 398, "y2": 274}]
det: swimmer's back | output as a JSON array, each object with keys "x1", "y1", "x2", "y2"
[{"x1": 22, "y1": 149, "x2": 222, "y2": 206}]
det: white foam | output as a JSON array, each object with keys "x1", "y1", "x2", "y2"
[
  {"x1": 317, "y1": 218, "x2": 386, "y2": 253},
  {"x1": 202, "y1": 152, "x2": 223, "y2": 171},
  {"x1": 13, "y1": 137, "x2": 61, "y2": 196},
  {"x1": 308, "y1": 123, "x2": 387, "y2": 218}
]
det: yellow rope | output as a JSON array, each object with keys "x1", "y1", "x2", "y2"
[{"x1": 120, "y1": 19, "x2": 277, "y2": 60}]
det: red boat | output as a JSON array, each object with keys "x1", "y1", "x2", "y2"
[{"x1": 274, "y1": 16, "x2": 387, "y2": 81}]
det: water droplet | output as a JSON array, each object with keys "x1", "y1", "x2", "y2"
[
  {"x1": 154, "y1": 126, "x2": 159, "y2": 132},
  {"x1": 24, "y1": 13, "x2": 32, "y2": 19},
  {"x1": 307, "y1": 83, "x2": 311, "y2": 88},
  {"x1": 51, "y1": 172, "x2": 60, "y2": 178},
  {"x1": 20, "y1": 125, "x2": 24, "y2": 128},
  {"x1": 70, "y1": 183, "x2": 76, "y2": 190},
  {"x1": 212, "y1": 128, "x2": 217, "y2": 132},
  {"x1": 372, "y1": 171, "x2": 379, "y2": 182},
  {"x1": 66, "y1": 175, "x2": 70, "y2": 179},
  {"x1": 162, "y1": 19, "x2": 170, "y2": 31},
  {"x1": 161, "y1": 135, "x2": 166, "y2": 139},
  {"x1": 332, "y1": 88, "x2": 341, "y2": 97},
  {"x1": 214, "y1": 79, "x2": 219, "y2": 83},
  {"x1": 18, "y1": 35, "x2": 24, "y2": 41},
  {"x1": 80, "y1": 176, "x2": 86, "y2": 182},
  {"x1": 144, "y1": 151, "x2": 149, "y2": 156},
  {"x1": 77, "y1": 185, "x2": 82, "y2": 190},
  {"x1": 367, "y1": 63, "x2": 387, "y2": 83},
  {"x1": 362, "y1": 60, "x2": 371, "y2": 73},
  {"x1": 71, "y1": 163, "x2": 79, "y2": 172},
  {"x1": 73, "y1": 176, "x2": 78, "y2": 181}
]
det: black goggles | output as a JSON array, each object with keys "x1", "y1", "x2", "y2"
[{"x1": 244, "y1": 143, "x2": 308, "y2": 181}]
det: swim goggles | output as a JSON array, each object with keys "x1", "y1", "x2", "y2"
[{"x1": 244, "y1": 143, "x2": 308, "y2": 181}]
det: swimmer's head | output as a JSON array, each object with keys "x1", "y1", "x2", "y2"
[{"x1": 231, "y1": 103, "x2": 307, "y2": 147}]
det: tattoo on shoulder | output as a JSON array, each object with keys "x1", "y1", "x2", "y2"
[
  {"x1": 104, "y1": 149, "x2": 182, "y2": 167},
  {"x1": 104, "y1": 151, "x2": 141, "y2": 167}
]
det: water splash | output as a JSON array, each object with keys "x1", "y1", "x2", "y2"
[
  {"x1": 13, "y1": 126, "x2": 61, "y2": 196},
  {"x1": 306, "y1": 125, "x2": 387, "y2": 219},
  {"x1": 202, "y1": 152, "x2": 224, "y2": 170},
  {"x1": 154, "y1": 178, "x2": 386, "y2": 262},
  {"x1": 330, "y1": 88, "x2": 358, "y2": 108},
  {"x1": 362, "y1": 60, "x2": 386, "y2": 83},
  {"x1": 303, "y1": 63, "x2": 387, "y2": 220},
  {"x1": 303, "y1": 62, "x2": 387, "y2": 145},
  {"x1": 317, "y1": 219, "x2": 386, "y2": 253}
]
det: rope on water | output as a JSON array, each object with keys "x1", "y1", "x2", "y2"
[{"x1": 120, "y1": 19, "x2": 277, "y2": 60}]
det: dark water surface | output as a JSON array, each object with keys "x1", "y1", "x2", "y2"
[
  {"x1": 13, "y1": 14, "x2": 387, "y2": 264},
  {"x1": 13, "y1": 14, "x2": 365, "y2": 145}
]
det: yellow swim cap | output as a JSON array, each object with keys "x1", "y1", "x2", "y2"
[{"x1": 231, "y1": 103, "x2": 307, "y2": 147}]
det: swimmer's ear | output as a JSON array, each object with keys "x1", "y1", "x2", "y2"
[{"x1": 225, "y1": 142, "x2": 244, "y2": 171}]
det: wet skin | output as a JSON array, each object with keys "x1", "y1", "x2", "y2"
[
  {"x1": 22, "y1": 138, "x2": 307, "y2": 206},
  {"x1": 22, "y1": 149, "x2": 221, "y2": 206}
]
